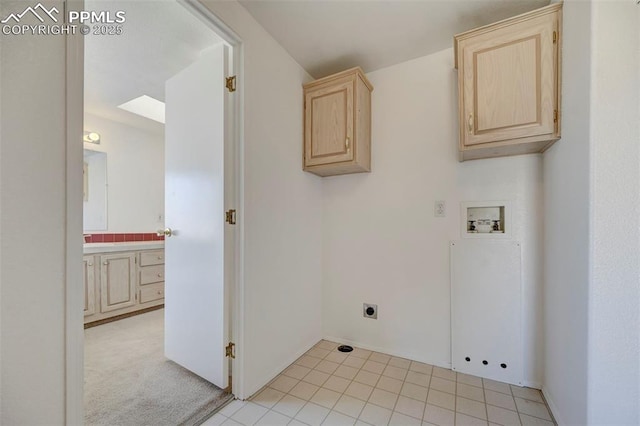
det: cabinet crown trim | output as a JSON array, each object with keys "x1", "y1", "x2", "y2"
[
  {"x1": 453, "y1": 2, "x2": 562, "y2": 69},
  {"x1": 303, "y1": 66, "x2": 373, "y2": 92}
]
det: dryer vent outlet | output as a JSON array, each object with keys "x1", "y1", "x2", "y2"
[{"x1": 363, "y1": 303, "x2": 378, "y2": 319}]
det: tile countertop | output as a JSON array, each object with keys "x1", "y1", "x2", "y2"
[{"x1": 83, "y1": 241, "x2": 165, "y2": 254}]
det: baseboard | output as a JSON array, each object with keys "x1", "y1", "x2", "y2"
[
  {"x1": 323, "y1": 335, "x2": 452, "y2": 370},
  {"x1": 522, "y1": 380, "x2": 542, "y2": 390},
  {"x1": 243, "y1": 336, "x2": 321, "y2": 400},
  {"x1": 542, "y1": 386, "x2": 563, "y2": 426}
]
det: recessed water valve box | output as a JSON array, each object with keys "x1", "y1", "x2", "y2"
[{"x1": 363, "y1": 303, "x2": 377, "y2": 319}]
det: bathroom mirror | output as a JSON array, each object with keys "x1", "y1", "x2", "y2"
[{"x1": 83, "y1": 149, "x2": 108, "y2": 231}]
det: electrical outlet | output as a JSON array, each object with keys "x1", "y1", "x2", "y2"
[
  {"x1": 434, "y1": 201, "x2": 446, "y2": 217},
  {"x1": 363, "y1": 303, "x2": 377, "y2": 319}
]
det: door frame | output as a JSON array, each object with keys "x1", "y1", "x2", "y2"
[{"x1": 65, "y1": 0, "x2": 246, "y2": 421}]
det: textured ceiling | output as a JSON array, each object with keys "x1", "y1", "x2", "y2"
[
  {"x1": 84, "y1": 0, "x2": 222, "y2": 134},
  {"x1": 240, "y1": 0, "x2": 550, "y2": 79}
]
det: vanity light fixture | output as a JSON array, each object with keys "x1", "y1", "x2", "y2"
[{"x1": 83, "y1": 131, "x2": 101, "y2": 144}]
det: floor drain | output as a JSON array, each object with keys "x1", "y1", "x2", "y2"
[{"x1": 337, "y1": 345, "x2": 353, "y2": 353}]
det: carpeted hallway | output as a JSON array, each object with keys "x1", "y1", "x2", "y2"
[{"x1": 84, "y1": 309, "x2": 232, "y2": 426}]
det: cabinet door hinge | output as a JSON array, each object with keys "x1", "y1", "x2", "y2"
[
  {"x1": 553, "y1": 31, "x2": 557, "y2": 44},
  {"x1": 225, "y1": 342, "x2": 236, "y2": 359},
  {"x1": 226, "y1": 76, "x2": 237, "y2": 93},
  {"x1": 225, "y1": 209, "x2": 236, "y2": 225},
  {"x1": 554, "y1": 109, "x2": 558, "y2": 123}
]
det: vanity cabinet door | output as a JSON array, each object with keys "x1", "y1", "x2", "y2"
[
  {"x1": 99, "y1": 252, "x2": 137, "y2": 313},
  {"x1": 83, "y1": 255, "x2": 96, "y2": 317}
]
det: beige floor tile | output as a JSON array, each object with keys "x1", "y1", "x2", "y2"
[
  {"x1": 519, "y1": 413, "x2": 555, "y2": 426},
  {"x1": 383, "y1": 365, "x2": 408, "y2": 381},
  {"x1": 423, "y1": 404, "x2": 455, "y2": 426},
  {"x1": 427, "y1": 390, "x2": 455, "y2": 411},
  {"x1": 334, "y1": 394, "x2": 367, "y2": 419},
  {"x1": 482, "y1": 379, "x2": 511, "y2": 395},
  {"x1": 354, "y1": 370, "x2": 381, "y2": 387},
  {"x1": 316, "y1": 341, "x2": 339, "y2": 351},
  {"x1": 376, "y1": 376, "x2": 403, "y2": 394},
  {"x1": 401, "y1": 382, "x2": 429, "y2": 402},
  {"x1": 323, "y1": 376, "x2": 352, "y2": 393},
  {"x1": 350, "y1": 348, "x2": 373, "y2": 359},
  {"x1": 284, "y1": 364, "x2": 313, "y2": 380},
  {"x1": 221, "y1": 418, "x2": 242, "y2": 425},
  {"x1": 456, "y1": 396, "x2": 487, "y2": 420},
  {"x1": 296, "y1": 355, "x2": 322, "y2": 369},
  {"x1": 455, "y1": 412, "x2": 488, "y2": 426},
  {"x1": 457, "y1": 383, "x2": 485, "y2": 403},
  {"x1": 485, "y1": 390, "x2": 516, "y2": 411},
  {"x1": 486, "y1": 405, "x2": 521, "y2": 425},
  {"x1": 410, "y1": 361, "x2": 433, "y2": 375},
  {"x1": 430, "y1": 377, "x2": 456, "y2": 395},
  {"x1": 354, "y1": 421, "x2": 370, "y2": 426},
  {"x1": 290, "y1": 381, "x2": 320, "y2": 401},
  {"x1": 394, "y1": 395, "x2": 426, "y2": 419},
  {"x1": 343, "y1": 356, "x2": 367, "y2": 369},
  {"x1": 308, "y1": 347, "x2": 331, "y2": 359},
  {"x1": 406, "y1": 370, "x2": 431, "y2": 387},
  {"x1": 219, "y1": 400, "x2": 246, "y2": 417},
  {"x1": 295, "y1": 402, "x2": 330, "y2": 426},
  {"x1": 311, "y1": 388, "x2": 342, "y2": 410},
  {"x1": 359, "y1": 403, "x2": 392, "y2": 426},
  {"x1": 389, "y1": 357, "x2": 411, "y2": 369},
  {"x1": 334, "y1": 365, "x2": 360, "y2": 380},
  {"x1": 369, "y1": 352, "x2": 391, "y2": 364},
  {"x1": 514, "y1": 398, "x2": 551, "y2": 421},
  {"x1": 390, "y1": 411, "x2": 422, "y2": 425},
  {"x1": 457, "y1": 373, "x2": 483, "y2": 388},
  {"x1": 272, "y1": 394, "x2": 306, "y2": 418},
  {"x1": 322, "y1": 410, "x2": 357, "y2": 426},
  {"x1": 255, "y1": 410, "x2": 290, "y2": 426},
  {"x1": 368, "y1": 388, "x2": 399, "y2": 410},
  {"x1": 288, "y1": 420, "x2": 308, "y2": 426},
  {"x1": 345, "y1": 381, "x2": 375, "y2": 401},
  {"x1": 326, "y1": 352, "x2": 350, "y2": 364},
  {"x1": 362, "y1": 360, "x2": 386, "y2": 375},
  {"x1": 202, "y1": 413, "x2": 227, "y2": 426},
  {"x1": 230, "y1": 402, "x2": 269, "y2": 426},
  {"x1": 511, "y1": 387, "x2": 544, "y2": 403},
  {"x1": 252, "y1": 387, "x2": 285, "y2": 408},
  {"x1": 433, "y1": 367, "x2": 457, "y2": 381},
  {"x1": 270, "y1": 375, "x2": 299, "y2": 393},
  {"x1": 316, "y1": 360, "x2": 341, "y2": 375},
  {"x1": 304, "y1": 370, "x2": 331, "y2": 386}
]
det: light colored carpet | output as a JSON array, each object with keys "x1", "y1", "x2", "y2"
[{"x1": 85, "y1": 309, "x2": 231, "y2": 426}]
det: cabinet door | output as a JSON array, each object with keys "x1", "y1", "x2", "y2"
[
  {"x1": 304, "y1": 78, "x2": 354, "y2": 167},
  {"x1": 461, "y1": 12, "x2": 557, "y2": 146},
  {"x1": 100, "y1": 252, "x2": 136, "y2": 313},
  {"x1": 83, "y1": 255, "x2": 96, "y2": 316}
]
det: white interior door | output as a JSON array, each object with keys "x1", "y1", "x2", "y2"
[{"x1": 164, "y1": 43, "x2": 229, "y2": 388}]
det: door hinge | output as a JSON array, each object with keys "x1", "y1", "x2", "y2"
[
  {"x1": 226, "y1": 76, "x2": 236, "y2": 93},
  {"x1": 554, "y1": 109, "x2": 558, "y2": 123},
  {"x1": 553, "y1": 31, "x2": 557, "y2": 44},
  {"x1": 225, "y1": 342, "x2": 236, "y2": 359},
  {"x1": 225, "y1": 209, "x2": 236, "y2": 225}
]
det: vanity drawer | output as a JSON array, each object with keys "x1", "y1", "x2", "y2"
[
  {"x1": 140, "y1": 283, "x2": 164, "y2": 303},
  {"x1": 140, "y1": 250, "x2": 165, "y2": 266},
  {"x1": 140, "y1": 264, "x2": 164, "y2": 285}
]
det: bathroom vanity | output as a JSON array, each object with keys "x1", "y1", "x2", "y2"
[{"x1": 83, "y1": 242, "x2": 164, "y2": 325}]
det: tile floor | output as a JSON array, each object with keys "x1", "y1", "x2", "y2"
[{"x1": 203, "y1": 340, "x2": 556, "y2": 426}]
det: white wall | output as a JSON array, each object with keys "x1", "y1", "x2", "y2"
[
  {"x1": 201, "y1": 0, "x2": 324, "y2": 399},
  {"x1": 83, "y1": 114, "x2": 164, "y2": 233},
  {"x1": 542, "y1": 2, "x2": 591, "y2": 424},
  {"x1": 0, "y1": 1, "x2": 82, "y2": 423},
  {"x1": 587, "y1": 2, "x2": 640, "y2": 424},
  {"x1": 321, "y1": 48, "x2": 545, "y2": 386}
]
